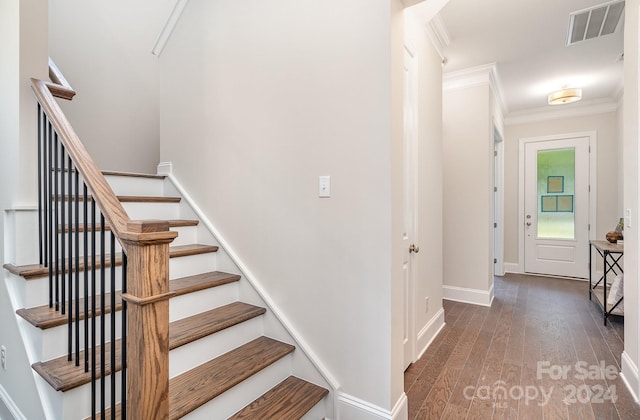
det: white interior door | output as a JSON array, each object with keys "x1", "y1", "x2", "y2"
[
  {"x1": 523, "y1": 136, "x2": 590, "y2": 278},
  {"x1": 402, "y1": 47, "x2": 417, "y2": 370}
]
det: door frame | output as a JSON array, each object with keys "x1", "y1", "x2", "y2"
[
  {"x1": 518, "y1": 131, "x2": 597, "y2": 274},
  {"x1": 402, "y1": 44, "x2": 418, "y2": 368},
  {"x1": 494, "y1": 125, "x2": 505, "y2": 276}
]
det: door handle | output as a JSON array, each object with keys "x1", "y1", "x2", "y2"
[
  {"x1": 409, "y1": 244, "x2": 420, "y2": 253},
  {"x1": 526, "y1": 222, "x2": 532, "y2": 226}
]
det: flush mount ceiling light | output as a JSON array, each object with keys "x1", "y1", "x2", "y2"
[{"x1": 548, "y1": 88, "x2": 582, "y2": 105}]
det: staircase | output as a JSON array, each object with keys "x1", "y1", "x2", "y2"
[{"x1": 4, "y1": 170, "x2": 330, "y2": 419}]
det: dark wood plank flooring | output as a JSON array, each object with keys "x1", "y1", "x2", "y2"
[{"x1": 405, "y1": 273, "x2": 640, "y2": 420}]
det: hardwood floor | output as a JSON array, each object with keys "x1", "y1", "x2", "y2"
[{"x1": 405, "y1": 273, "x2": 640, "y2": 420}]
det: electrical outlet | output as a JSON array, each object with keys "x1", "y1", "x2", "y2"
[
  {"x1": 425, "y1": 297, "x2": 429, "y2": 313},
  {"x1": 1, "y1": 345, "x2": 6, "y2": 370}
]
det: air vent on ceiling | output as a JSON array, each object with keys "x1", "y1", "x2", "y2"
[{"x1": 567, "y1": 0, "x2": 625, "y2": 45}]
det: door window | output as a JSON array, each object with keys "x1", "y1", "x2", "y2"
[{"x1": 537, "y1": 147, "x2": 575, "y2": 239}]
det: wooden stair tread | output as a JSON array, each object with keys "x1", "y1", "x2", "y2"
[
  {"x1": 33, "y1": 340, "x2": 122, "y2": 392},
  {"x1": 169, "y1": 244, "x2": 218, "y2": 258},
  {"x1": 169, "y1": 337, "x2": 295, "y2": 419},
  {"x1": 170, "y1": 271, "x2": 240, "y2": 297},
  {"x1": 229, "y1": 376, "x2": 328, "y2": 420},
  {"x1": 59, "y1": 219, "x2": 198, "y2": 233},
  {"x1": 169, "y1": 302, "x2": 266, "y2": 350},
  {"x1": 17, "y1": 292, "x2": 123, "y2": 329},
  {"x1": 102, "y1": 170, "x2": 165, "y2": 179},
  {"x1": 34, "y1": 304, "x2": 268, "y2": 392},
  {"x1": 53, "y1": 194, "x2": 181, "y2": 203},
  {"x1": 17, "y1": 270, "x2": 235, "y2": 329},
  {"x1": 118, "y1": 195, "x2": 180, "y2": 203},
  {"x1": 3, "y1": 244, "x2": 218, "y2": 280}
]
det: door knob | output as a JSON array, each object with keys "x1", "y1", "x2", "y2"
[
  {"x1": 409, "y1": 244, "x2": 420, "y2": 253},
  {"x1": 526, "y1": 222, "x2": 532, "y2": 226}
]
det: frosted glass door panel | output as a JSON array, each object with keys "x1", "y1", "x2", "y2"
[{"x1": 537, "y1": 148, "x2": 575, "y2": 239}]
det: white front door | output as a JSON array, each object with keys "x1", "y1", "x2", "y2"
[
  {"x1": 523, "y1": 136, "x2": 590, "y2": 278},
  {"x1": 402, "y1": 47, "x2": 417, "y2": 370}
]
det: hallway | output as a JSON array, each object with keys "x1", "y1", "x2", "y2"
[{"x1": 405, "y1": 273, "x2": 640, "y2": 419}]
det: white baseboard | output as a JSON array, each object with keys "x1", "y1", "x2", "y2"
[
  {"x1": 621, "y1": 351, "x2": 640, "y2": 404},
  {"x1": 443, "y1": 285, "x2": 493, "y2": 307},
  {"x1": 416, "y1": 308, "x2": 445, "y2": 360},
  {"x1": 337, "y1": 392, "x2": 407, "y2": 420},
  {"x1": 503, "y1": 262, "x2": 519, "y2": 273},
  {"x1": 0, "y1": 384, "x2": 25, "y2": 420}
]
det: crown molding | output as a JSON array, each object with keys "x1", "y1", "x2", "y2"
[
  {"x1": 443, "y1": 63, "x2": 507, "y2": 116},
  {"x1": 504, "y1": 98, "x2": 619, "y2": 125},
  {"x1": 425, "y1": 14, "x2": 450, "y2": 60}
]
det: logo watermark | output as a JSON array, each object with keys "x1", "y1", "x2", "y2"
[{"x1": 462, "y1": 361, "x2": 618, "y2": 408}]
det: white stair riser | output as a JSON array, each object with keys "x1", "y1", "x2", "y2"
[
  {"x1": 45, "y1": 225, "x2": 196, "y2": 255},
  {"x1": 122, "y1": 202, "x2": 180, "y2": 220},
  {"x1": 300, "y1": 400, "x2": 327, "y2": 420},
  {"x1": 169, "y1": 282, "x2": 238, "y2": 322},
  {"x1": 12, "y1": 270, "x2": 124, "y2": 309},
  {"x1": 42, "y1": 233, "x2": 122, "y2": 261},
  {"x1": 36, "y1": 370, "x2": 124, "y2": 420},
  {"x1": 103, "y1": 175, "x2": 164, "y2": 196},
  {"x1": 169, "y1": 316, "x2": 263, "y2": 378},
  {"x1": 169, "y1": 253, "x2": 217, "y2": 280},
  {"x1": 23, "y1": 313, "x2": 123, "y2": 362},
  {"x1": 168, "y1": 226, "x2": 197, "y2": 247},
  {"x1": 182, "y1": 355, "x2": 293, "y2": 420},
  {"x1": 14, "y1": 251, "x2": 216, "y2": 309},
  {"x1": 36, "y1": 225, "x2": 197, "y2": 258}
]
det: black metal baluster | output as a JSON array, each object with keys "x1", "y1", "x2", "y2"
[
  {"x1": 54, "y1": 133, "x2": 60, "y2": 311},
  {"x1": 43, "y1": 114, "x2": 49, "y2": 268},
  {"x1": 75, "y1": 169, "x2": 81, "y2": 366},
  {"x1": 110, "y1": 232, "x2": 116, "y2": 420},
  {"x1": 60, "y1": 147, "x2": 66, "y2": 316},
  {"x1": 37, "y1": 104, "x2": 43, "y2": 265},
  {"x1": 84, "y1": 184, "x2": 90, "y2": 372},
  {"x1": 121, "y1": 253, "x2": 127, "y2": 420},
  {"x1": 67, "y1": 156, "x2": 73, "y2": 361},
  {"x1": 91, "y1": 197, "x2": 96, "y2": 420},
  {"x1": 100, "y1": 214, "x2": 106, "y2": 418},
  {"x1": 48, "y1": 123, "x2": 53, "y2": 308}
]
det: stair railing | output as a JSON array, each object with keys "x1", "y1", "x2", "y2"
[{"x1": 31, "y1": 59, "x2": 176, "y2": 419}]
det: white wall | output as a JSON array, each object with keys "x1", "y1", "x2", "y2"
[
  {"x1": 503, "y1": 112, "x2": 620, "y2": 266},
  {"x1": 0, "y1": 1, "x2": 48, "y2": 418},
  {"x1": 442, "y1": 83, "x2": 494, "y2": 297},
  {"x1": 404, "y1": 9, "x2": 444, "y2": 357},
  {"x1": 48, "y1": 0, "x2": 176, "y2": 173},
  {"x1": 622, "y1": 0, "x2": 640, "y2": 401},
  {"x1": 159, "y1": 0, "x2": 399, "y2": 413},
  {"x1": 390, "y1": 0, "x2": 406, "y2": 414}
]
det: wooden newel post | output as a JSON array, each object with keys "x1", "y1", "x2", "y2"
[{"x1": 120, "y1": 220, "x2": 178, "y2": 419}]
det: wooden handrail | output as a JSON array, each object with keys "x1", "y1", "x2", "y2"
[
  {"x1": 31, "y1": 78, "x2": 132, "y2": 243},
  {"x1": 47, "y1": 58, "x2": 76, "y2": 100},
  {"x1": 31, "y1": 59, "x2": 176, "y2": 419}
]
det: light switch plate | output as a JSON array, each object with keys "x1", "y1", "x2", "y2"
[
  {"x1": 625, "y1": 208, "x2": 632, "y2": 229},
  {"x1": 319, "y1": 176, "x2": 330, "y2": 198}
]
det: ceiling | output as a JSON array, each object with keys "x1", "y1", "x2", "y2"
[{"x1": 434, "y1": 0, "x2": 625, "y2": 116}]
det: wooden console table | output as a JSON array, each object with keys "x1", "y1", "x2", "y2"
[{"x1": 589, "y1": 240, "x2": 624, "y2": 325}]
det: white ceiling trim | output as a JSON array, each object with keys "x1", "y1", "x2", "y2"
[
  {"x1": 504, "y1": 98, "x2": 619, "y2": 125},
  {"x1": 443, "y1": 63, "x2": 507, "y2": 116},
  {"x1": 443, "y1": 63, "x2": 496, "y2": 90},
  {"x1": 427, "y1": 14, "x2": 450, "y2": 59}
]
